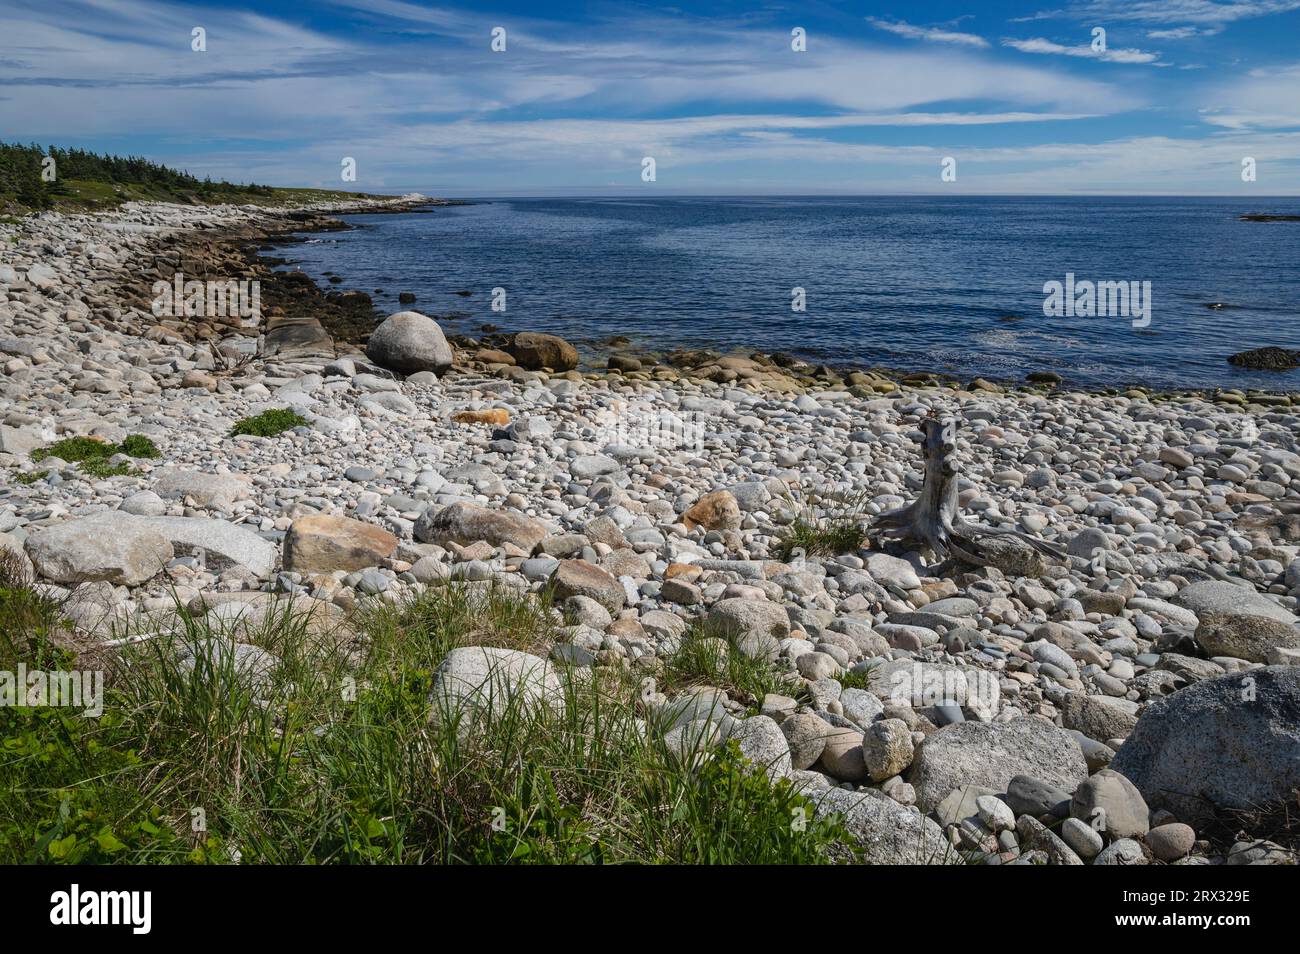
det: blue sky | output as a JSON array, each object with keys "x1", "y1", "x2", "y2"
[{"x1": 3, "y1": 0, "x2": 1300, "y2": 194}]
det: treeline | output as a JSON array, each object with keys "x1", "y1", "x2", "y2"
[{"x1": 0, "y1": 142, "x2": 274, "y2": 208}]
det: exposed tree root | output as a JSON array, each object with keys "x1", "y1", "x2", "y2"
[{"x1": 871, "y1": 416, "x2": 1066, "y2": 571}]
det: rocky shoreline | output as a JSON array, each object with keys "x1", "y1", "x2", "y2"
[
  {"x1": 177, "y1": 197, "x2": 1300, "y2": 402},
  {"x1": 3, "y1": 197, "x2": 1300, "y2": 865}
]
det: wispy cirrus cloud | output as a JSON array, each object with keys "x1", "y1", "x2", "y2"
[
  {"x1": 865, "y1": 18, "x2": 989, "y2": 47},
  {"x1": 1016, "y1": 0, "x2": 1300, "y2": 27},
  {"x1": 1146, "y1": 26, "x2": 1217, "y2": 38},
  {"x1": 0, "y1": 0, "x2": 1298, "y2": 193},
  {"x1": 1002, "y1": 37, "x2": 1163, "y2": 63}
]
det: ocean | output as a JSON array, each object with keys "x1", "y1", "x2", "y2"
[{"x1": 269, "y1": 195, "x2": 1300, "y2": 390}]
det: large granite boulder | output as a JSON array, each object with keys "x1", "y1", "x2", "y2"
[
  {"x1": 1110, "y1": 666, "x2": 1300, "y2": 825},
  {"x1": 25, "y1": 513, "x2": 173, "y2": 586},
  {"x1": 811, "y1": 788, "x2": 956, "y2": 865},
  {"x1": 283, "y1": 514, "x2": 397, "y2": 574},
  {"x1": 909, "y1": 717, "x2": 1088, "y2": 812},
  {"x1": 414, "y1": 501, "x2": 548, "y2": 551},
  {"x1": 366, "y1": 311, "x2": 453, "y2": 375}
]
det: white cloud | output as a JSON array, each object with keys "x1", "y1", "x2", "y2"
[
  {"x1": 865, "y1": 18, "x2": 989, "y2": 47},
  {"x1": 1146, "y1": 26, "x2": 1216, "y2": 38},
  {"x1": 1003, "y1": 37, "x2": 1162, "y2": 64},
  {"x1": 1018, "y1": 1, "x2": 1300, "y2": 27},
  {"x1": 2, "y1": 0, "x2": 1295, "y2": 193},
  {"x1": 1200, "y1": 63, "x2": 1300, "y2": 128}
]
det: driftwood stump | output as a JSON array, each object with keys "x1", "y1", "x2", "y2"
[{"x1": 872, "y1": 416, "x2": 1065, "y2": 572}]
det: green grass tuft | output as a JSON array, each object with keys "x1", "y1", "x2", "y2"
[
  {"x1": 31, "y1": 437, "x2": 116, "y2": 464},
  {"x1": 230, "y1": 408, "x2": 310, "y2": 437},
  {"x1": 660, "y1": 620, "x2": 787, "y2": 711},
  {"x1": 771, "y1": 487, "x2": 870, "y2": 562}
]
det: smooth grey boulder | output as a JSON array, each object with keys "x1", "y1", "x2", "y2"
[
  {"x1": 781, "y1": 712, "x2": 833, "y2": 770},
  {"x1": 1171, "y1": 580, "x2": 1296, "y2": 625},
  {"x1": 1062, "y1": 691, "x2": 1139, "y2": 741},
  {"x1": 868, "y1": 658, "x2": 1000, "y2": 714},
  {"x1": 365, "y1": 311, "x2": 453, "y2": 374},
  {"x1": 730, "y1": 715, "x2": 792, "y2": 779},
  {"x1": 812, "y1": 788, "x2": 956, "y2": 865},
  {"x1": 119, "y1": 490, "x2": 168, "y2": 516},
  {"x1": 1196, "y1": 614, "x2": 1300, "y2": 664},
  {"x1": 136, "y1": 516, "x2": 278, "y2": 578},
  {"x1": 910, "y1": 717, "x2": 1088, "y2": 812},
  {"x1": 707, "y1": 598, "x2": 788, "y2": 660},
  {"x1": 25, "y1": 513, "x2": 173, "y2": 585},
  {"x1": 152, "y1": 468, "x2": 252, "y2": 510},
  {"x1": 1071, "y1": 768, "x2": 1150, "y2": 839},
  {"x1": 1110, "y1": 666, "x2": 1300, "y2": 825},
  {"x1": 429, "y1": 646, "x2": 564, "y2": 727}
]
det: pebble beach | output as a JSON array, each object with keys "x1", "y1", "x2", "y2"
[{"x1": 3, "y1": 197, "x2": 1300, "y2": 866}]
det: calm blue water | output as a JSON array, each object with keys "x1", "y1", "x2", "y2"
[{"x1": 270, "y1": 196, "x2": 1300, "y2": 390}]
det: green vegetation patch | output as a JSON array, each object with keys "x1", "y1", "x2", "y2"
[
  {"x1": 0, "y1": 582, "x2": 858, "y2": 864},
  {"x1": 230, "y1": 408, "x2": 311, "y2": 437},
  {"x1": 1, "y1": 142, "x2": 393, "y2": 214},
  {"x1": 26, "y1": 434, "x2": 159, "y2": 479}
]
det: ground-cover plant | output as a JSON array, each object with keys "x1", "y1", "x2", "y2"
[
  {"x1": 230, "y1": 408, "x2": 310, "y2": 437},
  {"x1": 27, "y1": 433, "x2": 160, "y2": 479},
  {"x1": 836, "y1": 663, "x2": 878, "y2": 692},
  {"x1": 0, "y1": 581, "x2": 857, "y2": 864}
]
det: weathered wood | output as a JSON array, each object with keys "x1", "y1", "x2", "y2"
[{"x1": 872, "y1": 416, "x2": 1065, "y2": 570}]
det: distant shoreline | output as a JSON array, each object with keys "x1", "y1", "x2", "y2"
[{"x1": 9, "y1": 195, "x2": 1291, "y2": 405}]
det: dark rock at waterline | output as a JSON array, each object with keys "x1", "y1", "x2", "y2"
[
  {"x1": 327, "y1": 290, "x2": 372, "y2": 309},
  {"x1": 454, "y1": 290, "x2": 473, "y2": 297},
  {"x1": 1027, "y1": 370, "x2": 1063, "y2": 385},
  {"x1": 327, "y1": 275, "x2": 343, "y2": 284},
  {"x1": 1227, "y1": 347, "x2": 1300, "y2": 371},
  {"x1": 508, "y1": 331, "x2": 579, "y2": 371},
  {"x1": 1240, "y1": 213, "x2": 1300, "y2": 222},
  {"x1": 398, "y1": 291, "x2": 416, "y2": 304},
  {"x1": 666, "y1": 348, "x2": 720, "y2": 368},
  {"x1": 608, "y1": 354, "x2": 642, "y2": 373}
]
